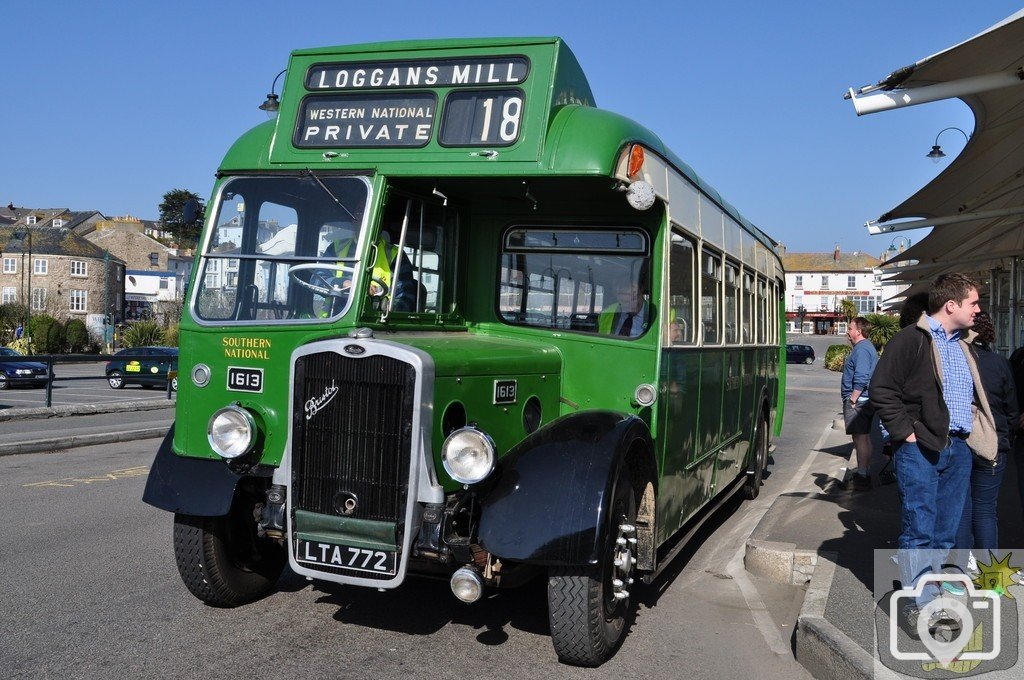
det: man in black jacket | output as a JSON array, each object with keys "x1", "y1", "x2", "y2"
[{"x1": 869, "y1": 273, "x2": 996, "y2": 636}]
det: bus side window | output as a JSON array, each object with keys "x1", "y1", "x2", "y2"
[
  {"x1": 668, "y1": 231, "x2": 694, "y2": 345},
  {"x1": 742, "y1": 270, "x2": 754, "y2": 343},
  {"x1": 757, "y1": 276, "x2": 768, "y2": 344},
  {"x1": 701, "y1": 248, "x2": 722, "y2": 345},
  {"x1": 724, "y1": 261, "x2": 739, "y2": 344}
]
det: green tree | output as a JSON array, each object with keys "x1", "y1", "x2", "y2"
[
  {"x1": 0, "y1": 303, "x2": 28, "y2": 344},
  {"x1": 65, "y1": 318, "x2": 89, "y2": 352},
  {"x1": 159, "y1": 188, "x2": 204, "y2": 247},
  {"x1": 840, "y1": 298, "x2": 857, "y2": 322},
  {"x1": 865, "y1": 313, "x2": 900, "y2": 349},
  {"x1": 28, "y1": 314, "x2": 62, "y2": 353},
  {"x1": 122, "y1": 320, "x2": 165, "y2": 348},
  {"x1": 162, "y1": 322, "x2": 179, "y2": 347}
]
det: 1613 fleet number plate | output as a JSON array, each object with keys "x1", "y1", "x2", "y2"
[
  {"x1": 296, "y1": 539, "x2": 397, "y2": 575},
  {"x1": 227, "y1": 366, "x2": 264, "y2": 393}
]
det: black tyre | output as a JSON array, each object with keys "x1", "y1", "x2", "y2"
[
  {"x1": 804, "y1": 356, "x2": 814, "y2": 364},
  {"x1": 172, "y1": 498, "x2": 286, "y2": 607},
  {"x1": 0, "y1": 371, "x2": 8, "y2": 390},
  {"x1": 743, "y1": 416, "x2": 769, "y2": 500},
  {"x1": 107, "y1": 371, "x2": 125, "y2": 389},
  {"x1": 548, "y1": 469, "x2": 637, "y2": 666},
  {"x1": 170, "y1": 375, "x2": 178, "y2": 392}
]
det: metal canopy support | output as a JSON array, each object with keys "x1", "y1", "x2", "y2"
[
  {"x1": 866, "y1": 205, "x2": 1024, "y2": 234},
  {"x1": 847, "y1": 68, "x2": 1024, "y2": 116}
]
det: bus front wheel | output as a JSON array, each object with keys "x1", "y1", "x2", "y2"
[
  {"x1": 172, "y1": 503, "x2": 285, "y2": 607},
  {"x1": 547, "y1": 470, "x2": 637, "y2": 666}
]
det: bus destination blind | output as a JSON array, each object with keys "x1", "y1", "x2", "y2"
[
  {"x1": 306, "y1": 57, "x2": 529, "y2": 91},
  {"x1": 295, "y1": 93, "x2": 436, "y2": 148}
]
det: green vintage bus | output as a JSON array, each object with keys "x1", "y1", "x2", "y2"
[{"x1": 144, "y1": 36, "x2": 785, "y2": 667}]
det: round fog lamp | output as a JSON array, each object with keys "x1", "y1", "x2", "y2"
[
  {"x1": 441, "y1": 427, "x2": 496, "y2": 485},
  {"x1": 450, "y1": 566, "x2": 484, "y2": 603},
  {"x1": 191, "y1": 363, "x2": 211, "y2": 388},
  {"x1": 208, "y1": 405, "x2": 256, "y2": 459},
  {"x1": 634, "y1": 383, "x2": 657, "y2": 407}
]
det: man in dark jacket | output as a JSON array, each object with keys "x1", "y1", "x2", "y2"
[{"x1": 869, "y1": 273, "x2": 996, "y2": 635}]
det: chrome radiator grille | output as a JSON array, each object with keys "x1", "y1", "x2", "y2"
[{"x1": 292, "y1": 351, "x2": 416, "y2": 523}]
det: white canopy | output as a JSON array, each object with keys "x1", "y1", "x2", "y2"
[{"x1": 847, "y1": 10, "x2": 1024, "y2": 278}]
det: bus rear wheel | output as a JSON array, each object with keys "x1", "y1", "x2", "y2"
[
  {"x1": 547, "y1": 471, "x2": 637, "y2": 666},
  {"x1": 172, "y1": 500, "x2": 285, "y2": 607},
  {"x1": 743, "y1": 416, "x2": 769, "y2": 500}
]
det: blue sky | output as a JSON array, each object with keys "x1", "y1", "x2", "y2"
[{"x1": 4, "y1": 1, "x2": 1020, "y2": 256}]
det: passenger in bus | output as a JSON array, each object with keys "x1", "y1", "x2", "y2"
[
  {"x1": 323, "y1": 230, "x2": 417, "y2": 312},
  {"x1": 598, "y1": 278, "x2": 648, "y2": 337}
]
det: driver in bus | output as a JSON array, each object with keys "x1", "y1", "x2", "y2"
[
  {"x1": 322, "y1": 227, "x2": 417, "y2": 312},
  {"x1": 598, "y1": 276, "x2": 648, "y2": 337}
]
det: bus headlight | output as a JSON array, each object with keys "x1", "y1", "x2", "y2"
[
  {"x1": 441, "y1": 427, "x2": 496, "y2": 485},
  {"x1": 208, "y1": 405, "x2": 256, "y2": 459}
]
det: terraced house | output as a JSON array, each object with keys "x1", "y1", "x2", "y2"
[{"x1": 0, "y1": 206, "x2": 126, "y2": 340}]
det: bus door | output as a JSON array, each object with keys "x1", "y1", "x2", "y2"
[{"x1": 657, "y1": 231, "x2": 715, "y2": 539}]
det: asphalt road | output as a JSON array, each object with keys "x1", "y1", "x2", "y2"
[
  {"x1": 0, "y1": 349, "x2": 847, "y2": 679},
  {"x1": 0, "y1": 360, "x2": 175, "y2": 410}
]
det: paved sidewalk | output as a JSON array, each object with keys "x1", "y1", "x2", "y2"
[
  {"x1": 0, "y1": 402, "x2": 173, "y2": 455},
  {"x1": 747, "y1": 415, "x2": 1024, "y2": 678}
]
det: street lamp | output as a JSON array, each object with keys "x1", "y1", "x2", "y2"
[
  {"x1": 884, "y1": 235, "x2": 912, "y2": 263},
  {"x1": 13, "y1": 228, "x2": 32, "y2": 345},
  {"x1": 926, "y1": 127, "x2": 969, "y2": 163}
]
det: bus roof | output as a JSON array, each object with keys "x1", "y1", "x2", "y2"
[{"x1": 218, "y1": 36, "x2": 775, "y2": 252}]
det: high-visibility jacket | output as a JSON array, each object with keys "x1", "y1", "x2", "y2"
[
  {"x1": 598, "y1": 303, "x2": 647, "y2": 336},
  {"x1": 331, "y1": 237, "x2": 397, "y2": 288}
]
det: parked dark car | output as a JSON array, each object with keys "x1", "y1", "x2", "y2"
[
  {"x1": 0, "y1": 347, "x2": 50, "y2": 389},
  {"x1": 105, "y1": 346, "x2": 178, "y2": 391},
  {"x1": 786, "y1": 343, "x2": 816, "y2": 364}
]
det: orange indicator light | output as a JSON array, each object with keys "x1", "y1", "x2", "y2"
[{"x1": 627, "y1": 145, "x2": 645, "y2": 178}]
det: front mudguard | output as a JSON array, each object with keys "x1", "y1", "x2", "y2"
[
  {"x1": 477, "y1": 411, "x2": 655, "y2": 567},
  {"x1": 142, "y1": 425, "x2": 242, "y2": 516}
]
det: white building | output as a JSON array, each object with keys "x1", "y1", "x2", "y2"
[{"x1": 782, "y1": 248, "x2": 886, "y2": 335}]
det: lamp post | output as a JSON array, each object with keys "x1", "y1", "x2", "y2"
[
  {"x1": 926, "y1": 127, "x2": 969, "y2": 163},
  {"x1": 884, "y1": 235, "x2": 911, "y2": 263},
  {"x1": 797, "y1": 304, "x2": 807, "y2": 334},
  {"x1": 13, "y1": 228, "x2": 32, "y2": 345}
]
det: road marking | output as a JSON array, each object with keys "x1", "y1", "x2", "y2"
[{"x1": 23, "y1": 465, "x2": 149, "y2": 489}]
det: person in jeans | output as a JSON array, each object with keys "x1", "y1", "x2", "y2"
[
  {"x1": 953, "y1": 312, "x2": 1018, "y2": 571},
  {"x1": 841, "y1": 316, "x2": 878, "y2": 491},
  {"x1": 869, "y1": 273, "x2": 997, "y2": 637}
]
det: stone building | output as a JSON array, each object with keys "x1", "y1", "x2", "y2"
[
  {"x1": 0, "y1": 224, "x2": 126, "y2": 340},
  {"x1": 80, "y1": 216, "x2": 193, "y2": 324}
]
